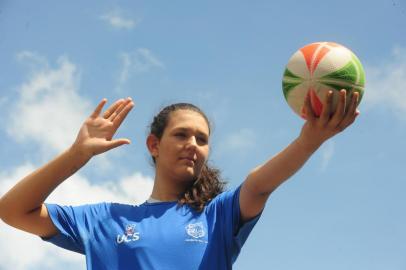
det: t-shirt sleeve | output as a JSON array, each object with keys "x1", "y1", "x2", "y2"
[
  {"x1": 41, "y1": 203, "x2": 109, "y2": 254},
  {"x1": 209, "y1": 184, "x2": 262, "y2": 262}
]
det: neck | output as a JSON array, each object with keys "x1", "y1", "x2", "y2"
[{"x1": 150, "y1": 170, "x2": 190, "y2": 202}]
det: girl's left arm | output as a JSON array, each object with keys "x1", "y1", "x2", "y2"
[{"x1": 239, "y1": 89, "x2": 360, "y2": 222}]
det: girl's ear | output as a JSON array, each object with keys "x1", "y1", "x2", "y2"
[{"x1": 146, "y1": 134, "x2": 160, "y2": 158}]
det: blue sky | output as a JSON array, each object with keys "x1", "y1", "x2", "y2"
[{"x1": 0, "y1": 1, "x2": 405, "y2": 269}]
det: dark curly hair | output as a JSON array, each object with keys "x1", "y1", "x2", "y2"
[{"x1": 149, "y1": 103, "x2": 226, "y2": 212}]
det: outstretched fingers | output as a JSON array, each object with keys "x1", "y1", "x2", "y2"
[
  {"x1": 111, "y1": 98, "x2": 135, "y2": 129},
  {"x1": 91, "y1": 97, "x2": 135, "y2": 130},
  {"x1": 320, "y1": 91, "x2": 333, "y2": 126},
  {"x1": 338, "y1": 91, "x2": 359, "y2": 129},
  {"x1": 303, "y1": 90, "x2": 316, "y2": 122},
  {"x1": 90, "y1": 98, "x2": 108, "y2": 119},
  {"x1": 329, "y1": 89, "x2": 347, "y2": 129},
  {"x1": 105, "y1": 98, "x2": 131, "y2": 121},
  {"x1": 103, "y1": 99, "x2": 125, "y2": 119}
]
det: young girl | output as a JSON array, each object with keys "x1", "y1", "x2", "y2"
[{"x1": 0, "y1": 89, "x2": 359, "y2": 269}]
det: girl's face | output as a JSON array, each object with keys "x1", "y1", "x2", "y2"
[{"x1": 151, "y1": 109, "x2": 210, "y2": 183}]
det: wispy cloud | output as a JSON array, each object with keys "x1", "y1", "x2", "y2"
[
  {"x1": 16, "y1": 50, "x2": 49, "y2": 71},
  {"x1": 100, "y1": 9, "x2": 139, "y2": 30},
  {"x1": 364, "y1": 46, "x2": 406, "y2": 119},
  {"x1": 117, "y1": 48, "x2": 164, "y2": 89},
  {"x1": 319, "y1": 140, "x2": 335, "y2": 172},
  {"x1": 9, "y1": 52, "x2": 90, "y2": 156}
]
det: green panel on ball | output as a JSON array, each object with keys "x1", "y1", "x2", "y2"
[
  {"x1": 321, "y1": 82, "x2": 348, "y2": 91},
  {"x1": 352, "y1": 54, "x2": 366, "y2": 86},
  {"x1": 321, "y1": 61, "x2": 359, "y2": 85},
  {"x1": 282, "y1": 81, "x2": 301, "y2": 100},
  {"x1": 282, "y1": 68, "x2": 303, "y2": 100},
  {"x1": 283, "y1": 68, "x2": 301, "y2": 79}
]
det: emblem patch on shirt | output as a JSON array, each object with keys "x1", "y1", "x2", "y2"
[
  {"x1": 185, "y1": 222, "x2": 207, "y2": 243},
  {"x1": 116, "y1": 224, "x2": 140, "y2": 244},
  {"x1": 186, "y1": 222, "x2": 205, "y2": 238}
]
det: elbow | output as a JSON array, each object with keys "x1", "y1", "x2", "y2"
[
  {"x1": 0, "y1": 197, "x2": 14, "y2": 225},
  {"x1": 0, "y1": 197, "x2": 6, "y2": 223},
  {"x1": 245, "y1": 173, "x2": 272, "y2": 197},
  {"x1": 0, "y1": 197, "x2": 8, "y2": 223}
]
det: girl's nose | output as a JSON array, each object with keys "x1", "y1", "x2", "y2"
[{"x1": 185, "y1": 136, "x2": 197, "y2": 149}]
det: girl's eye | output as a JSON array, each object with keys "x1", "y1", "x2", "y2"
[
  {"x1": 197, "y1": 137, "x2": 208, "y2": 144},
  {"x1": 175, "y1": 133, "x2": 186, "y2": 138}
]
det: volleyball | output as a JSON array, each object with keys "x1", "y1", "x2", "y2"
[{"x1": 282, "y1": 42, "x2": 365, "y2": 118}]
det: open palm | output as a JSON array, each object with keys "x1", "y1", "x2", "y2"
[{"x1": 73, "y1": 98, "x2": 135, "y2": 158}]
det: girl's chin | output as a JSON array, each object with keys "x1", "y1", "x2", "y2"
[
  {"x1": 175, "y1": 168, "x2": 198, "y2": 182},
  {"x1": 171, "y1": 163, "x2": 203, "y2": 182}
]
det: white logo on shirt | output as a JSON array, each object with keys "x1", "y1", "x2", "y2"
[
  {"x1": 116, "y1": 224, "x2": 140, "y2": 244},
  {"x1": 185, "y1": 222, "x2": 205, "y2": 239}
]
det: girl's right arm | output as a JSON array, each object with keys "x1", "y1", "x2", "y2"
[
  {"x1": 0, "y1": 146, "x2": 91, "y2": 238},
  {"x1": 0, "y1": 97, "x2": 134, "y2": 238}
]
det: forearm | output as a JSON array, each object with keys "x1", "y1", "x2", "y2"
[
  {"x1": 246, "y1": 136, "x2": 322, "y2": 195},
  {"x1": 0, "y1": 145, "x2": 91, "y2": 220}
]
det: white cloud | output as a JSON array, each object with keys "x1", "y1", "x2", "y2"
[
  {"x1": 363, "y1": 46, "x2": 406, "y2": 118},
  {"x1": 47, "y1": 171, "x2": 154, "y2": 206},
  {"x1": 0, "y1": 164, "x2": 153, "y2": 270},
  {"x1": 117, "y1": 48, "x2": 164, "y2": 88},
  {"x1": 0, "y1": 224, "x2": 84, "y2": 270},
  {"x1": 8, "y1": 52, "x2": 122, "y2": 172},
  {"x1": 8, "y1": 53, "x2": 91, "y2": 156},
  {"x1": 0, "y1": 164, "x2": 153, "y2": 208},
  {"x1": 100, "y1": 9, "x2": 139, "y2": 30}
]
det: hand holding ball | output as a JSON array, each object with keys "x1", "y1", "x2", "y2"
[{"x1": 282, "y1": 42, "x2": 365, "y2": 119}]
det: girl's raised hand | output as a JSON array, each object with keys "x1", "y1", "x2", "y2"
[
  {"x1": 72, "y1": 97, "x2": 135, "y2": 158},
  {"x1": 298, "y1": 89, "x2": 360, "y2": 151}
]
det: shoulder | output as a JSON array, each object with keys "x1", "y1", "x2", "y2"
[
  {"x1": 210, "y1": 184, "x2": 242, "y2": 204},
  {"x1": 205, "y1": 184, "x2": 242, "y2": 211}
]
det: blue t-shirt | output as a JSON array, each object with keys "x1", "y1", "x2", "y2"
[{"x1": 42, "y1": 184, "x2": 261, "y2": 270}]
